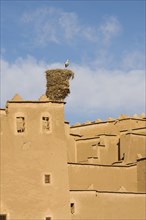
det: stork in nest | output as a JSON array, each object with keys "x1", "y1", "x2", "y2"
[{"x1": 65, "y1": 59, "x2": 70, "y2": 68}]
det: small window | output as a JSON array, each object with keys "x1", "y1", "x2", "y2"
[
  {"x1": 0, "y1": 215, "x2": 7, "y2": 220},
  {"x1": 44, "y1": 174, "x2": 51, "y2": 184},
  {"x1": 45, "y1": 217, "x2": 51, "y2": 220},
  {"x1": 16, "y1": 117, "x2": 25, "y2": 133},
  {"x1": 42, "y1": 116, "x2": 50, "y2": 132},
  {"x1": 71, "y1": 203, "x2": 75, "y2": 214}
]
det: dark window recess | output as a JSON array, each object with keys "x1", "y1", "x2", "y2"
[
  {"x1": 117, "y1": 141, "x2": 120, "y2": 161},
  {"x1": 0, "y1": 215, "x2": 6, "y2": 220},
  {"x1": 44, "y1": 174, "x2": 51, "y2": 184},
  {"x1": 71, "y1": 203, "x2": 75, "y2": 214},
  {"x1": 46, "y1": 217, "x2": 51, "y2": 220},
  {"x1": 42, "y1": 117, "x2": 50, "y2": 131},
  {"x1": 16, "y1": 117, "x2": 25, "y2": 133}
]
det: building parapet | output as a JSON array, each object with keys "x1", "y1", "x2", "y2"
[
  {"x1": 71, "y1": 117, "x2": 146, "y2": 128},
  {"x1": 137, "y1": 157, "x2": 146, "y2": 162},
  {"x1": 125, "y1": 132, "x2": 146, "y2": 136},
  {"x1": 76, "y1": 136, "x2": 100, "y2": 141},
  {"x1": 68, "y1": 162, "x2": 137, "y2": 168},
  {"x1": 120, "y1": 126, "x2": 146, "y2": 133},
  {"x1": 6, "y1": 100, "x2": 66, "y2": 104},
  {"x1": 70, "y1": 189, "x2": 146, "y2": 195}
]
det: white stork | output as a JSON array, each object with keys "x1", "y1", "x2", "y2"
[{"x1": 65, "y1": 59, "x2": 70, "y2": 68}]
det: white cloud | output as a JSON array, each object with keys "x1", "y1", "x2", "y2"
[
  {"x1": 81, "y1": 26, "x2": 99, "y2": 42},
  {"x1": 21, "y1": 7, "x2": 61, "y2": 45},
  {"x1": 121, "y1": 50, "x2": 145, "y2": 70},
  {"x1": 20, "y1": 7, "x2": 121, "y2": 47},
  {"x1": 99, "y1": 16, "x2": 122, "y2": 44},
  {"x1": 0, "y1": 56, "x2": 47, "y2": 103},
  {"x1": 68, "y1": 66, "x2": 145, "y2": 114},
  {"x1": 1, "y1": 56, "x2": 145, "y2": 124},
  {"x1": 58, "y1": 12, "x2": 81, "y2": 40}
]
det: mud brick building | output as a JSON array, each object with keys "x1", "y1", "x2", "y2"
[{"x1": 0, "y1": 69, "x2": 146, "y2": 220}]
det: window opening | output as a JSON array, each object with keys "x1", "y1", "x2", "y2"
[
  {"x1": 16, "y1": 117, "x2": 25, "y2": 133},
  {"x1": 117, "y1": 141, "x2": 120, "y2": 161},
  {"x1": 45, "y1": 217, "x2": 51, "y2": 220},
  {"x1": 44, "y1": 174, "x2": 51, "y2": 184},
  {"x1": 42, "y1": 116, "x2": 50, "y2": 132},
  {"x1": 0, "y1": 215, "x2": 7, "y2": 220},
  {"x1": 70, "y1": 203, "x2": 75, "y2": 214}
]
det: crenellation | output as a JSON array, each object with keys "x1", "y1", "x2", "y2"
[
  {"x1": 118, "y1": 114, "x2": 129, "y2": 119},
  {"x1": 133, "y1": 113, "x2": 139, "y2": 118},
  {"x1": 12, "y1": 93, "x2": 23, "y2": 101},
  {"x1": 95, "y1": 118, "x2": 102, "y2": 123},
  {"x1": 139, "y1": 112, "x2": 145, "y2": 118},
  {"x1": 84, "y1": 120, "x2": 92, "y2": 124},
  {"x1": 38, "y1": 94, "x2": 49, "y2": 101},
  {"x1": 106, "y1": 117, "x2": 115, "y2": 121},
  {"x1": 73, "y1": 122, "x2": 81, "y2": 126}
]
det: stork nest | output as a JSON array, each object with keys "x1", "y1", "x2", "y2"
[{"x1": 45, "y1": 68, "x2": 74, "y2": 101}]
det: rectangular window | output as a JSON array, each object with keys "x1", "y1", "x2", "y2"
[
  {"x1": 42, "y1": 117, "x2": 50, "y2": 132},
  {"x1": 45, "y1": 217, "x2": 51, "y2": 220},
  {"x1": 71, "y1": 203, "x2": 75, "y2": 214},
  {"x1": 0, "y1": 215, "x2": 7, "y2": 220},
  {"x1": 16, "y1": 117, "x2": 25, "y2": 133},
  {"x1": 44, "y1": 174, "x2": 51, "y2": 184}
]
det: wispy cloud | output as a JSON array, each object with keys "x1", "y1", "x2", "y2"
[
  {"x1": 21, "y1": 7, "x2": 121, "y2": 47},
  {"x1": 99, "y1": 16, "x2": 122, "y2": 44},
  {"x1": 21, "y1": 7, "x2": 61, "y2": 45},
  {"x1": 1, "y1": 56, "x2": 145, "y2": 123},
  {"x1": 58, "y1": 11, "x2": 81, "y2": 40},
  {"x1": 121, "y1": 50, "x2": 145, "y2": 70}
]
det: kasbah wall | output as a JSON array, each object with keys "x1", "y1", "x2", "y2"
[{"x1": 0, "y1": 69, "x2": 146, "y2": 220}]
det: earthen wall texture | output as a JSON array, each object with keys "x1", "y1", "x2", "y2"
[
  {"x1": 75, "y1": 136, "x2": 119, "y2": 164},
  {"x1": 0, "y1": 102, "x2": 71, "y2": 219},
  {"x1": 0, "y1": 100, "x2": 146, "y2": 220},
  {"x1": 137, "y1": 159, "x2": 146, "y2": 192},
  {"x1": 70, "y1": 191, "x2": 146, "y2": 220},
  {"x1": 68, "y1": 164, "x2": 137, "y2": 192},
  {"x1": 70, "y1": 119, "x2": 146, "y2": 136}
]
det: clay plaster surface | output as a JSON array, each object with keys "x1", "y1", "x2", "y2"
[
  {"x1": 70, "y1": 190, "x2": 146, "y2": 219},
  {"x1": 0, "y1": 101, "x2": 71, "y2": 219}
]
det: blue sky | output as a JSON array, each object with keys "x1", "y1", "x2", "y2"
[{"x1": 1, "y1": 0, "x2": 145, "y2": 124}]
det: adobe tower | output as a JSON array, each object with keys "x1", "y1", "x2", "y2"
[{"x1": 0, "y1": 69, "x2": 74, "y2": 220}]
